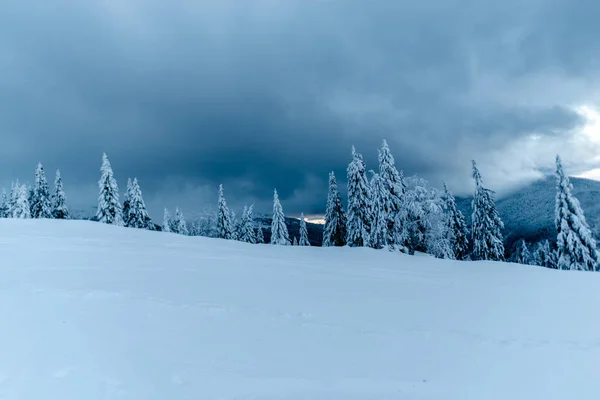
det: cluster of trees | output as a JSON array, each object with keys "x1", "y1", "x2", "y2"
[
  {"x1": 321, "y1": 141, "x2": 476, "y2": 260},
  {"x1": 0, "y1": 163, "x2": 69, "y2": 220},
  {"x1": 3, "y1": 147, "x2": 599, "y2": 272}
]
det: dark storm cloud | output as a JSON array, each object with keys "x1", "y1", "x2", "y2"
[{"x1": 0, "y1": 0, "x2": 597, "y2": 217}]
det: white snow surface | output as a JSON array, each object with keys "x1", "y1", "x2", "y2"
[{"x1": 0, "y1": 219, "x2": 599, "y2": 399}]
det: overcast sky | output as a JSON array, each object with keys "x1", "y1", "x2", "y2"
[{"x1": 2, "y1": 0, "x2": 600, "y2": 220}]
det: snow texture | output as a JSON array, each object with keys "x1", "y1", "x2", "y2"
[{"x1": 0, "y1": 219, "x2": 598, "y2": 400}]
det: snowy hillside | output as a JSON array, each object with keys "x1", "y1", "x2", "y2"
[
  {"x1": 456, "y1": 175, "x2": 600, "y2": 250},
  {"x1": 1, "y1": 219, "x2": 599, "y2": 399}
]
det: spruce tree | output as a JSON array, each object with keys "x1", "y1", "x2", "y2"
[
  {"x1": 532, "y1": 240, "x2": 552, "y2": 268},
  {"x1": 256, "y1": 226, "x2": 265, "y2": 244},
  {"x1": 12, "y1": 183, "x2": 31, "y2": 219},
  {"x1": 9, "y1": 181, "x2": 19, "y2": 216},
  {"x1": 293, "y1": 237, "x2": 299, "y2": 246},
  {"x1": 52, "y1": 169, "x2": 70, "y2": 219},
  {"x1": 123, "y1": 178, "x2": 133, "y2": 227},
  {"x1": 346, "y1": 146, "x2": 371, "y2": 247},
  {"x1": 96, "y1": 153, "x2": 123, "y2": 226},
  {"x1": 163, "y1": 207, "x2": 172, "y2": 232},
  {"x1": 368, "y1": 172, "x2": 387, "y2": 249},
  {"x1": 30, "y1": 162, "x2": 52, "y2": 218},
  {"x1": 0, "y1": 188, "x2": 10, "y2": 218},
  {"x1": 555, "y1": 155, "x2": 599, "y2": 271},
  {"x1": 378, "y1": 140, "x2": 406, "y2": 248},
  {"x1": 443, "y1": 183, "x2": 469, "y2": 260},
  {"x1": 270, "y1": 189, "x2": 290, "y2": 245},
  {"x1": 299, "y1": 213, "x2": 311, "y2": 246},
  {"x1": 238, "y1": 204, "x2": 257, "y2": 243},
  {"x1": 471, "y1": 160, "x2": 505, "y2": 261},
  {"x1": 173, "y1": 207, "x2": 189, "y2": 235},
  {"x1": 514, "y1": 240, "x2": 531, "y2": 265},
  {"x1": 230, "y1": 210, "x2": 240, "y2": 241},
  {"x1": 128, "y1": 178, "x2": 153, "y2": 229},
  {"x1": 216, "y1": 184, "x2": 233, "y2": 239},
  {"x1": 322, "y1": 172, "x2": 347, "y2": 247}
]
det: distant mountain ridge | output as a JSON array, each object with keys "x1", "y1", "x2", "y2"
[{"x1": 456, "y1": 175, "x2": 600, "y2": 253}]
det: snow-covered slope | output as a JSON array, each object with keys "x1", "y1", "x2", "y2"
[{"x1": 0, "y1": 219, "x2": 599, "y2": 400}]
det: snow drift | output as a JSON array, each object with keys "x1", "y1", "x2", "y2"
[{"x1": 0, "y1": 219, "x2": 599, "y2": 399}]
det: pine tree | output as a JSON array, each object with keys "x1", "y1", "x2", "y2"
[
  {"x1": 514, "y1": 240, "x2": 531, "y2": 265},
  {"x1": 12, "y1": 183, "x2": 31, "y2": 219},
  {"x1": 30, "y1": 162, "x2": 52, "y2": 218},
  {"x1": 0, "y1": 188, "x2": 10, "y2": 218},
  {"x1": 299, "y1": 213, "x2": 311, "y2": 246},
  {"x1": 322, "y1": 172, "x2": 347, "y2": 247},
  {"x1": 256, "y1": 226, "x2": 265, "y2": 244},
  {"x1": 443, "y1": 183, "x2": 469, "y2": 260},
  {"x1": 555, "y1": 155, "x2": 599, "y2": 271},
  {"x1": 123, "y1": 178, "x2": 133, "y2": 227},
  {"x1": 173, "y1": 207, "x2": 189, "y2": 235},
  {"x1": 52, "y1": 169, "x2": 70, "y2": 219},
  {"x1": 163, "y1": 208, "x2": 172, "y2": 232},
  {"x1": 230, "y1": 210, "x2": 240, "y2": 241},
  {"x1": 9, "y1": 181, "x2": 19, "y2": 216},
  {"x1": 532, "y1": 240, "x2": 552, "y2": 268},
  {"x1": 378, "y1": 140, "x2": 406, "y2": 248},
  {"x1": 293, "y1": 237, "x2": 299, "y2": 246},
  {"x1": 128, "y1": 178, "x2": 153, "y2": 229},
  {"x1": 471, "y1": 160, "x2": 505, "y2": 261},
  {"x1": 270, "y1": 189, "x2": 290, "y2": 245},
  {"x1": 368, "y1": 172, "x2": 387, "y2": 249},
  {"x1": 216, "y1": 184, "x2": 233, "y2": 239},
  {"x1": 239, "y1": 205, "x2": 258, "y2": 243},
  {"x1": 346, "y1": 146, "x2": 371, "y2": 247},
  {"x1": 96, "y1": 153, "x2": 123, "y2": 226}
]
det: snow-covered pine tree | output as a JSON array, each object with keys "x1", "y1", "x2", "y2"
[
  {"x1": 293, "y1": 237, "x2": 299, "y2": 246},
  {"x1": 346, "y1": 146, "x2": 371, "y2": 247},
  {"x1": 30, "y1": 162, "x2": 52, "y2": 218},
  {"x1": 216, "y1": 184, "x2": 233, "y2": 239},
  {"x1": 378, "y1": 140, "x2": 406, "y2": 249},
  {"x1": 128, "y1": 178, "x2": 153, "y2": 229},
  {"x1": 555, "y1": 155, "x2": 599, "y2": 271},
  {"x1": 322, "y1": 172, "x2": 347, "y2": 247},
  {"x1": 96, "y1": 153, "x2": 123, "y2": 226},
  {"x1": 270, "y1": 189, "x2": 290, "y2": 245},
  {"x1": 123, "y1": 178, "x2": 133, "y2": 227},
  {"x1": 52, "y1": 169, "x2": 70, "y2": 219},
  {"x1": 470, "y1": 160, "x2": 505, "y2": 261},
  {"x1": 239, "y1": 205, "x2": 258, "y2": 243},
  {"x1": 230, "y1": 210, "x2": 241, "y2": 241},
  {"x1": 368, "y1": 172, "x2": 387, "y2": 249},
  {"x1": 12, "y1": 183, "x2": 31, "y2": 219},
  {"x1": 299, "y1": 213, "x2": 311, "y2": 246},
  {"x1": 532, "y1": 240, "x2": 552, "y2": 268},
  {"x1": 173, "y1": 207, "x2": 189, "y2": 235},
  {"x1": 9, "y1": 181, "x2": 18, "y2": 216},
  {"x1": 163, "y1": 208, "x2": 172, "y2": 232},
  {"x1": 256, "y1": 226, "x2": 265, "y2": 244},
  {"x1": 443, "y1": 183, "x2": 469, "y2": 260},
  {"x1": 0, "y1": 188, "x2": 10, "y2": 218},
  {"x1": 514, "y1": 240, "x2": 531, "y2": 265}
]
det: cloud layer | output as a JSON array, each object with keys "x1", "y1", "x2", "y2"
[{"x1": 1, "y1": 0, "x2": 599, "y2": 218}]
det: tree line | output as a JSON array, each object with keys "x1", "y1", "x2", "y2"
[{"x1": 1, "y1": 147, "x2": 598, "y2": 271}]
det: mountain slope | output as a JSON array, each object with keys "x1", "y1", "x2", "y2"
[
  {"x1": 456, "y1": 176, "x2": 600, "y2": 251},
  {"x1": 0, "y1": 219, "x2": 599, "y2": 399}
]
